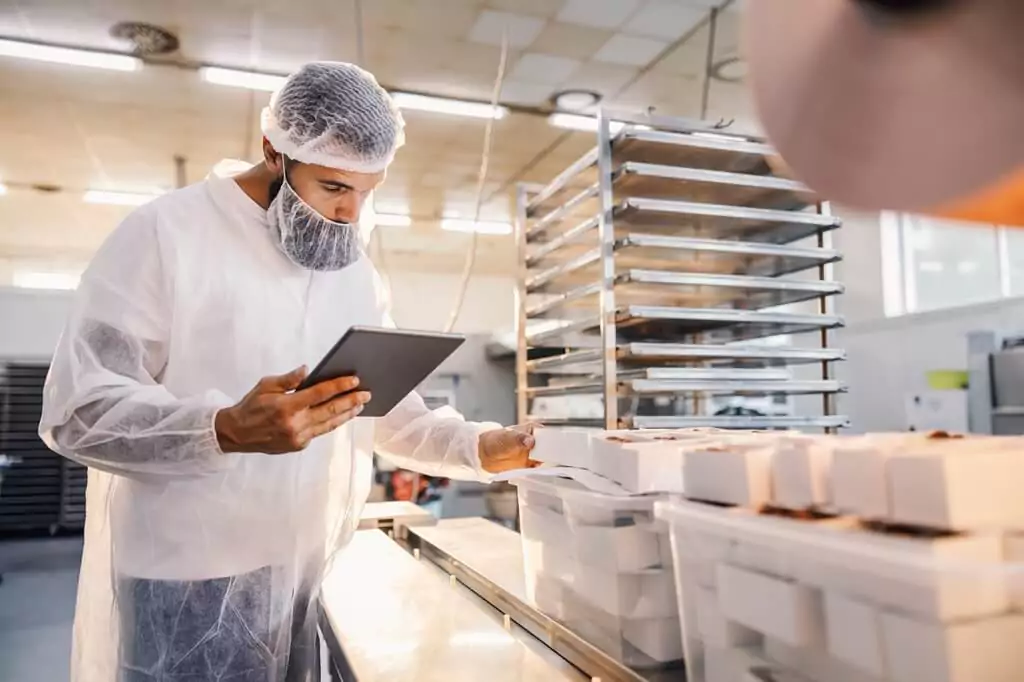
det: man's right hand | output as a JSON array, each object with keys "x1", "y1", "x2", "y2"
[{"x1": 214, "y1": 366, "x2": 371, "y2": 454}]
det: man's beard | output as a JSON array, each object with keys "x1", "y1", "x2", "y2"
[{"x1": 265, "y1": 173, "x2": 363, "y2": 272}]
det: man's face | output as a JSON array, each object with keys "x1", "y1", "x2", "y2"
[{"x1": 267, "y1": 151, "x2": 386, "y2": 224}]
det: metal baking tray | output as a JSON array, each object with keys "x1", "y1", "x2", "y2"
[
  {"x1": 526, "y1": 344, "x2": 846, "y2": 375},
  {"x1": 529, "y1": 162, "x2": 813, "y2": 217},
  {"x1": 526, "y1": 378, "x2": 844, "y2": 397},
  {"x1": 525, "y1": 270, "x2": 844, "y2": 315},
  {"x1": 610, "y1": 199, "x2": 838, "y2": 244},
  {"x1": 612, "y1": 127, "x2": 776, "y2": 174},
  {"x1": 624, "y1": 414, "x2": 850, "y2": 430},
  {"x1": 618, "y1": 367, "x2": 791, "y2": 381},
  {"x1": 527, "y1": 230, "x2": 840, "y2": 280},
  {"x1": 526, "y1": 306, "x2": 844, "y2": 346},
  {"x1": 524, "y1": 127, "x2": 779, "y2": 218},
  {"x1": 526, "y1": 198, "x2": 839, "y2": 245},
  {"x1": 527, "y1": 184, "x2": 598, "y2": 239}
]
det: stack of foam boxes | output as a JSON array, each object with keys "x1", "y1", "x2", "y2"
[
  {"x1": 652, "y1": 431, "x2": 1024, "y2": 682},
  {"x1": 513, "y1": 475, "x2": 684, "y2": 668},
  {"x1": 516, "y1": 427, "x2": 767, "y2": 668}
]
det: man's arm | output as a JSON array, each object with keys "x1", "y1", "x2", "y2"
[
  {"x1": 372, "y1": 391, "x2": 499, "y2": 481},
  {"x1": 39, "y1": 205, "x2": 236, "y2": 479}
]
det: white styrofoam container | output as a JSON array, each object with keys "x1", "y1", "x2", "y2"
[
  {"x1": 654, "y1": 498, "x2": 1024, "y2": 682},
  {"x1": 771, "y1": 437, "x2": 833, "y2": 511},
  {"x1": 830, "y1": 442, "x2": 891, "y2": 520},
  {"x1": 765, "y1": 637, "x2": 883, "y2": 682},
  {"x1": 824, "y1": 591, "x2": 886, "y2": 678},
  {"x1": 514, "y1": 476, "x2": 683, "y2": 667},
  {"x1": 881, "y1": 611, "x2": 1024, "y2": 682},
  {"x1": 591, "y1": 432, "x2": 687, "y2": 494},
  {"x1": 887, "y1": 449, "x2": 1024, "y2": 532},
  {"x1": 530, "y1": 427, "x2": 596, "y2": 469},
  {"x1": 684, "y1": 444, "x2": 775, "y2": 507},
  {"x1": 716, "y1": 563, "x2": 825, "y2": 648}
]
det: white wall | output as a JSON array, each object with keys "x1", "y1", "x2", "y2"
[
  {"x1": 0, "y1": 288, "x2": 74, "y2": 359},
  {"x1": 837, "y1": 296, "x2": 1024, "y2": 432},
  {"x1": 0, "y1": 272, "x2": 517, "y2": 363},
  {"x1": 382, "y1": 272, "x2": 515, "y2": 334}
]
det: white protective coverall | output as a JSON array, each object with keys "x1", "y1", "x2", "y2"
[{"x1": 39, "y1": 168, "x2": 495, "y2": 682}]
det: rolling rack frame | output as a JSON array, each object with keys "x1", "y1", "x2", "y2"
[{"x1": 514, "y1": 109, "x2": 848, "y2": 432}]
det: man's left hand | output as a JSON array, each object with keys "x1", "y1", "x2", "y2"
[{"x1": 479, "y1": 425, "x2": 537, "y2": 474}]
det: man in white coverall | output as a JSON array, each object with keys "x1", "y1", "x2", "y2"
[{"x1": 39, "y1": 62, "x2": 536, "y2": 682}]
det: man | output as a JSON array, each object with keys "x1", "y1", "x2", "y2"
[{"x1": 40, "y1": 62, "x2": 535, "y2": 682}]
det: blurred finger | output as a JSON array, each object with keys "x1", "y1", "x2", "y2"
[
  {"x1": 302, "y1": 405, "x2": 364, "y2": 441},
  {"x1": 258, "y1": 366, "x2": 308, "y2": 393},
  {"x1": 306, "y1": 390, "x2": 371, "y2": 424},
  {"x1": 291, "y1": 375, "x2": 360, "y2": 408}
]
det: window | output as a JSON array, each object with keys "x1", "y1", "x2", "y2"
[{"x1": 883, "y1": 213, "x2": 1021, "y2": 315}]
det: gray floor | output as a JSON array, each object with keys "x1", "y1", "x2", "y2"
[{"x1": 0, "y1": 537, "x2": 82, "y2": 682}]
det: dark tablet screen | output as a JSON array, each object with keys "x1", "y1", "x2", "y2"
[{"x1": 297, "y1": 326, "x2": 465, "y2": 418}]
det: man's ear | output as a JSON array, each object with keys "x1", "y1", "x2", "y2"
[{"x1": 262, "y1": 137, "x2": 283, "y2": 173}]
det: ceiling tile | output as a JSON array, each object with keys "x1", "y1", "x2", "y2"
[
  {"x1": 508, "y1": 53, "x2": 581, "y2": 85},
  {"x1": 650, "y1": 28, "x2": 710, "y2": 77},
  {"x1": 555, "y1": 0, "x2": 642, "y2": 30},
  {"x1": 529, "y1": 22, "x2": 612, "y2": 61},
  {"x1": 625, "y1": 1, "x2": 708, "y2": 40},
  {"x1": 485, "y1": 0, "x2": 567, "y2": 18},
  {"x1": 400, "y1": 0, "x2": 482, "y2": 39},
  {"x1": 593, "y1": 33, "x2": 669, "y2": 67},
  {"x1": 469, "y1": 9, "x2": 546, "y2": 48},
  {"x1": 499, "y1": 80, "x2": 556, "y2": 106},
  {"x1": 563, "y1": 62, "x2": 638, "y2": 97}
]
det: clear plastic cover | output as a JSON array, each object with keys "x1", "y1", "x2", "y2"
[{"x1": 656, "y1": 499, "x2": 1024, "y2": 682}]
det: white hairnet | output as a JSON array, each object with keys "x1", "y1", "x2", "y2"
[{"x1": 261, "y1": 62, "x2": 405, "y2": 173}]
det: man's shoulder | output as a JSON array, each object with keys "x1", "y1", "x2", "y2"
[{"x1": 137, "y1": 181, "x2": 213, "y2": 219}]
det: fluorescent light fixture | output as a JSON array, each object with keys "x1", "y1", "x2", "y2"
[
  {"x1": 0, "y1": 38, "x2": 140, "y2": 71},
  {"x1": 374, "y1": 213, "x2": 412, "y2": 227},
  {"x1": 13, "y1": 271, "x2": 80, "y2": 291},
  {"x1": 441, "y1": 218, "x2": 513, "y2": 235},
  {"x1": 83, "y1": 189, "x2": 163, "y2": 206},
  {"x1": 0, "y1": 183, "x2": 7, "y2": 196},
  {"x1": 200, "y1": 66, "x2": 286, "y2": 92},
  {"x1": 691, "y1": 130, "x2": 743, "y2": 143},
  {"x1": 548, "y1": 113, "x2": 626, "y2": 134},
  {"x1": 391, "y1": 92, "x2": 507, "y2": 120}
]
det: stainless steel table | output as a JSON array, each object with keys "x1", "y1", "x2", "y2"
[
  {"x1": 357, "y1": 500, "x2": 437, "y2": 531},
  {"x1": 319, "y1": 529, "x2": 588, "y2": 682},
  {"x1": 405, "y1": 518, "x2": 686, "y2": 682}
]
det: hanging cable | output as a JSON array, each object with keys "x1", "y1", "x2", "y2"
[
  {"x1": 443, "y1": 32, "x2": 510, "y2": 333},
  {"x1": 351, "y1": 0, "x2": 395, "y2": 306}
]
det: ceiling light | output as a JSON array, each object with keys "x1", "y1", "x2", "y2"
[
  {"x1": 0, "y1": 183, "x2": 7, "y2": 196},
  {"x1": 0, "y1": 38, "x2": 141, "y2": 71},
  {"x1": 200, "y1": 66, "x2": 286, "y2": 92},
  {"x1": 13, "y1": 271, "x2": 81, "y2": 291},
  {"x1": 711, "y1": 56, "x2": 749, "y2": 84},
  {"x1": 83, "y1": 189, "x2": 163, "y2": 206},
  {"x1": 375, "y1": 213, "x2": 412, "y2": 227},
  {"x1": 441, "y1": 218, "x2": 512, "y2": 235},
  {"x1": 551, "y1": 89, "x2": 601, "y2": 112},
  {"x1": 548, "y1": 113, "x2": 626, "y2": 134},
  {"x1": 391, "y1": 93, "x2": 508, "y2": 120},
  {"x1": 691, "y1": 130, "x2": 742, "y2": 143}
]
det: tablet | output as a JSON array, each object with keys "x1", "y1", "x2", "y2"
[{"x1": 297, "y1": 326, "x2": 465, "y2": 417}]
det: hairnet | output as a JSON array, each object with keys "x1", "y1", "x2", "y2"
[{"x1": 261, "y1": 62, "x2": 405, "y2": 174}]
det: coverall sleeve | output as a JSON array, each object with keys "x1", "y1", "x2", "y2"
[
  {"x1": 39, "y1": 204, "x2": 237, "y2": 479},
  {"x1": 367, "y1": 270, "x2": 498, "y2": 482}
]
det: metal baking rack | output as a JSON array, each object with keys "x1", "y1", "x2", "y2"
[{"x1": 514, "y1": 110, "x2": 847, "y2": 432}]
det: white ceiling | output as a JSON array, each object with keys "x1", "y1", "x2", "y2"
[{"x1": 0, "y1": 0, "x2": 752, "y2": 280}]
